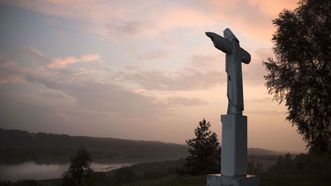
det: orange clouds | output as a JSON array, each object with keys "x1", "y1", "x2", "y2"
[
  {"x1": 157, "y1": 8, "x2": 214, "y2": 30},
  {"x1": 0, "y1": 55, "x2": 25, "y2": 84},
  {"x1": 246, "y1": 0, "x2": 299, "y2": 17},
  {"x1": 0, "y1": 75, "x2": 24, "y2": 84},
  {"x1": 203, "y1": 0, "x2": 299, "y2": 43},
  {"x1": 47, "y1": 54, "x2": 100, "y2": 68},
  {"x1": 80, "y1": 54, "x2": 101, "y2": 62},
  {"x1": 47, "y1": 56, "x2": 78, "y2": 68},
  {"x1": 2, "y1": 0, "x2": 299, "y2": 44}
]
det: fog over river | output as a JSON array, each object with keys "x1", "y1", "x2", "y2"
[{"x1": 0, "y1": 162, "x2": 130, "y2": 181}]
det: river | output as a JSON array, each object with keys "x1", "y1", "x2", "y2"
[{"x1": 0, "y1": 162, "x2": 130, "y2": 181}]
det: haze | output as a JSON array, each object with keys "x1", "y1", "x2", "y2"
[{"x1": 0, "y1": 0, "x2": 306, "y2": 153}]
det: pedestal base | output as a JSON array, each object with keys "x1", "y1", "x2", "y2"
[
  {"x1": 221, "y1": 114, "x2": 247, "y2": 176},
  {"x1": 207, "y1": 174, "x2": 260, "y2": 186}
]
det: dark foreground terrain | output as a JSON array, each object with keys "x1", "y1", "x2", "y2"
[{"x1": 1, "y1": 153, "x2": 330, "y2": 186}]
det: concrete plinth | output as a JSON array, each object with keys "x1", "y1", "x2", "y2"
[
  {"x1": 207, "y1": 174, "x2": 260, "y2": 186},
  {"x1": 221, "y1": 114, "x2": 247, "y2": 176}
]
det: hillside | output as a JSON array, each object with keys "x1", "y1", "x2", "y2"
[
  {"x1": 0, "y1": 128, "x2": 279, "y2": 164},
  {"x1": 0, "y1": 128, "x2": 188, "y2": 164},
  {"x1": 248, "y1": 148, "x2": 279, "y2": 155}
]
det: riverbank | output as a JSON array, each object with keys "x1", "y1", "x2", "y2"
[{"x1": 0, "y1": 162, "x2": 131, "y2": 182}]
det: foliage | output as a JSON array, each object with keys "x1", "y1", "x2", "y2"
[
  {"x1": 183, "y1": 118, "x2": 220, "y2": 175},
  {"x1": 62, "y1": 147, "x2": 93, "y2": 186},
  {"x1": 247, "y1": 158, "x2": 263, "y2": 174},
  {"x1": 262, "y1": 153, "x2": 331, "y2": 186},
  {"x1": 269, "y1": 153, "x2": 331, "y2": 174},
  {"x1": 264, "y1": 0, "x2": 331, "y2": 153},
  {"x1": 105, "y1": 160, "x2": 184, "y2": 185}
]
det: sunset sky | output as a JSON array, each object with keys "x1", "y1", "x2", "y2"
[{"x1": 0, "y1": 0, "x2": 306, "y2": 152}]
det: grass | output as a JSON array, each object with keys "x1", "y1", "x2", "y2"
[
  {"x1": 107, "y1": 154, "x2": 331, "y2": 186},
  {"x1": 118, "y1": 175, "x2": 205, "y2": 186},
  {"x1": 261, "y1": 173, "x2": 330, "y2": 186}
]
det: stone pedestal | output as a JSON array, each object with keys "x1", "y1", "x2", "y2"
[
  {"x1": 206, "y1": 114, "x2": 260, "y2": 186},
  {"x1": 221, "y1": 114, "x2": 247, "y2": 176},
  {"x1": 207, "y1": 174, "x2": 260, "y2": 186}
]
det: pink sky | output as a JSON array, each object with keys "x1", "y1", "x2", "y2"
[{"x1": 0, "y1": 0, "x2": 306, "y2": 152}]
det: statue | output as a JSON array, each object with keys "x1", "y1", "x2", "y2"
[
  {"x1": 205, "y1": 28, "x2": 259, "y2": 186},
  {"x1": 206, "y1": 28, "x2": 251, "y2": 115}
]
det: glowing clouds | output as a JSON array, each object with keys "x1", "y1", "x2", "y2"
[{"x1": 47, "y1": 54, "x2": 100, "y2": 69}]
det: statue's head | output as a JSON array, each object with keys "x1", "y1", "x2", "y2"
[{"x1": 224, "y1": 28, "x2": 239, "y2": 43}]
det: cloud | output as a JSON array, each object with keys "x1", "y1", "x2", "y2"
[
  {"x1": 138, "y1": 50, "x2": 167, "y2": 60},
  {"x1": 47, "y1": 56, "x2": 78, "y2": 68},
  {"x1": 3, "y1": 47, "x2": 50, "y2": 68},
  {"x1": 111, "y1": 48, "x2": 273, "y2": 95},
  {"x1": 243, "y1": 48, "x2": 274, "y2": 85},
  {"x1": 2, "y1": 0, "x2": 299, "y2": 44},
  {"x1": 79, "y1": 54, "x2": 100, "y2": 62},
  {"x1": 116, "y1": 67, "x2": 224, "y2": 91},
  {"x1": 167, "y1": 97, "x2": 208, "y2": 107},
  {"x1": 155, "y1": 7, "x2": 214, "y2": 31},
  {"x1": 1, "y1": 0, "x2": 109, "y2": 22},
  {"x1": 0, "y1": 0, "x2": 299, "y2": 50},
  {"x1": 0, "y1": 48, "x2": 183, "y2": 140},
  {"x1": 26, "y1": 73, "x2": 168, "y2": 117},
  {"x1": 0, "y1": 54, "x2": 25, "y2": 84},
  {"x1": 0, "y1": 49, "x2": 168, "y2": 120},
  {"x1": 246, "y1": 0, "x2": 298, "y2": 17},
  {"x1": 18, "y1": 47, "x2": 49, "y2": 64},
  {"x1": 201, "y1": 0, "x2": 299, "y2": 42},
  {"x1": 106, "y1": 21, "x2": 153, "y2": 40},
  {"x1": 115, "y1": 54, "x2": 225, "y2": 91},
  {"x1": 47, "y1": 53, "x2": 100, "y2": 68}
]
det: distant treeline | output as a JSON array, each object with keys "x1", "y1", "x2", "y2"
[{"x1": 0, "y1": 128, "x2": 188, "y2": 164}]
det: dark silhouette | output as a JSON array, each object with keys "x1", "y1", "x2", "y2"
[
  {"x1": 62, "y1": 147, "x2": 93, "y2": 186},
  {"x1": 0, "y1": 179, "x2": 41, "y2": 186},
  {"x1": 183, "y1": 118, "x2": 220, "y2": 175},
  {"x1": 0, "y1": 128, "x2": 187, "y2": 164},
  {"x1": 265, "y1": 153, "x2": 331, "y2": 185},
  {"x1": 264, "y1": 0, "x2": 331, "y2": 153},
  {"x1": 206, "y1": 29, "x2": 251, "y2": 115}
]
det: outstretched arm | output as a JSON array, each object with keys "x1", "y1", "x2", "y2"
[
  {"x1": 205, "y1": 32, "x2": 232, "y2": 54},
  {"x1": 240, "y1": 48, "x2": 251, "y2": 64},
  {"x1": 206, "y1": 31, "x2": 251, "y2": 64}
]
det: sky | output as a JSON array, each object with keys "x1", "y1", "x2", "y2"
[{"x1": 0, "y1": 0, "x2": 306, "y2": 152}]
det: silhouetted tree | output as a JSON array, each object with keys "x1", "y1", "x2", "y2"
[
  {"x1": 62, "y1": 147, "x2": 93, "y2": 186},
  {"x1": 184, "y1": 118, "x2": 220, "y2": 175},
  {"x1": 264, "y1": 0, "x2": 331, "y2": 153}
]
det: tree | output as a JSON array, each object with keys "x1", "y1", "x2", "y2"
[
  {"x1": 264, "y1": 0, "x2": 331, "y2": 153},
  {"x1": 184, "y1": 118, "x2": 220, "y2": 175},
  {"x1": 62, "y1": 147, "x2": 93, "y2": 186}
]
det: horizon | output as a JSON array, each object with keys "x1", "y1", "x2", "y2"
[
  {"x1": 0, "y1": 0, "x2": 306, "y2": 153},
  {"x1": 1, "y1": 127, "x2": 299, "y2": 154}
]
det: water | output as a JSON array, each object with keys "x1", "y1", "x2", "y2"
[{"x1": 0, "y1": 162, "x2": 130, "y2": 181}]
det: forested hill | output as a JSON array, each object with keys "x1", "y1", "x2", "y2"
[
  {"x1": 0, "y1": 128, "x2": 188, "y2": 164},
  {"x1": 0, "y1": 128, "x2": 279, "y2": 164}
]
